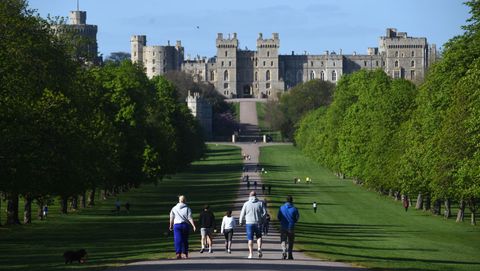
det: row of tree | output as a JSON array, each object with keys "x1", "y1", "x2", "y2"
[
  {"x1": 0, "y1": 0, "x2": 205, "y2": 225},
  {"x1": 295, "y1": 0, "x2": 480, "y2": 225}
]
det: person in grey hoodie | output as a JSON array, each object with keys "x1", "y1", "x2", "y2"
[
  {"x1": 169, "y1": 195, "x2": 197, "y2": 259},
  {"x1": 239, "y1": 191, "x2": 267, "y2": 259}
]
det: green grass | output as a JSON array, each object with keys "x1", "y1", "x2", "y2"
[
  {"x1": 256, "y1": 102, "x2": 284, "y2": 142},
  {"x1": 260, "y1": 145, "x2": 480, "y2": 271},
  {"x1": 0, "y1": 144, "x2": 242, "y2": 271}
]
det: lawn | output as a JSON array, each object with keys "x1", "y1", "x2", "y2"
[
  {"x1": 0, "y1": 144, "x2": 242, "y2": 271},
  {"x1": 256, "y1": 102, "x2": 283, "y2": 142},
  {"x1": 260, "y1": 145, "x2": 480, "y2": 271}
]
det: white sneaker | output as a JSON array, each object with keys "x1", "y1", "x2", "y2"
[
  {"x1": 247, "y1": 254, "x2": 253, "y2": 259},
  {"x1": 228, "y1": 249, "x2": 231, "y2": 254}
]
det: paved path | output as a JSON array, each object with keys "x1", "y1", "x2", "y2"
[{"x1": 109, "y1": 101, "x2": 362, "y2": 271}]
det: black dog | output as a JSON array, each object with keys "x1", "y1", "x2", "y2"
[{"x1": 63, "y1": 249, "x2": 87, "y2": 264}]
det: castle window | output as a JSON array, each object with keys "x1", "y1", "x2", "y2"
[
  {"x1": 411, "y1": 60, "x2": 415, "y2": 67},
  {"x1": 393, "y1": 70, "x2": 400, "y2": 79},
  {"x1": 224, "y1": 83, "x2": 229, "y2": 89},
  {"x1": 333, "y1": 61, "x2": 336, "y2": 67},
  {"x1": 321, "y1": 61, "x2": 324, "y2": 66},
  {"x1": 394, "y1": 60, "x2": 399, "y2": 68},
  {"x1": 221, "y1": 61, "x2": 224, "y2": 67},
  {"x1": 271, "y1": 61, "x2": 274, "y2": 66},
  {"x1": 266, "y1": 82, "x2": 271, "y2": 89},
  {"x1": 364, "y1": 61, "x2": 367, "y2": 67},
  {"x1": 266, "y1": 70, "x2": 271, "y2": 81},
  {"x1": 395, "y1": 51, "x2": 399, "y2": 57},
  {"x1": 229, "y1": 61, "x2": 232, "y2": 67},
  {"x1": 153, "y1": 52, "x2": 155, "y2": 56},
  {"x1": 376, "y1": 61, "x2": 379, "y2": 66},
  {"x1": 311, "y1": 61, "x2": 314, "y2": 67},
  {"x1": 210, "y1": 71, "x2": 215, "y2": 81},
  {"x1": 309, "y1": 70, "x2": 315, "y2": 80},
  {"x1": 225, "y1": 51, "x2": 228, "y2": 57},
  {"x1": 320, "y1": 71, "x2": 325, "y2": 81},
  {"x1": 224, "y1": 70, "x2": 229, "y2": 81},
  {"x1": 255, "y1": 71, "x2": 258, "y2": 81},
  {"x1": 411, "y1": 51, "x2": 415, "y2": 57},
  {"x1": 152, "y1": 67, "x2": 156, "y2": 73},
  {"x1": 332, "y1": 70, "x2": 337, "y2": 81},
  {"x1": 410, "y1": 70, "x2": 415, "y2": 79},
  {"x1": 267, "y1": 51, "x2": 270, "y2": 57},
  {"x1": 134, "y1": 52, "x2": 136, "y2": 57},
  {"x1": 263, "y1": 61, "x2": 266, "y2": 66},
  {"x1": 152, "y1": 59, "x2": 155, "y2": 64}
]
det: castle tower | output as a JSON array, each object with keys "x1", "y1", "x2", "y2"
[
  {"x1": 216, "y1": 33, "x2": 238, "y2": 98},
  {"x1": 54, "y1": 9, "x2": 100, "y2": 65},
  {"x1": 186, "y1": 91, "x2": 212, "y2": 140},
  {"x1": 130, "y1": 35, "x2": 146, "y2": 65},
  {"x1": 256, "y1": 33, "x2": 280, "y2": 98}
]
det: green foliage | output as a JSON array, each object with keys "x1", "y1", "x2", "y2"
[{"x1": 266, "y1": 79, "x2": 335, "y2": 140}]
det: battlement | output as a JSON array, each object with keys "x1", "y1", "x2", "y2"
[
  {"x1": 131, "y1": 35, "x2": 147, "y2": 45},
  {"x1": 69, "y1": 10, "x2": 86, "y2": 25},
  {"x1": 257, "y1": 33, "x2": 280, "y2": 49},
  {"x1": 216, "y1": 33, "x2": 239, "y2": 48}
]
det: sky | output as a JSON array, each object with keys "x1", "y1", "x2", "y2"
[{"x1": 28, "y1": 0, "x2": 470, "y2": 59}]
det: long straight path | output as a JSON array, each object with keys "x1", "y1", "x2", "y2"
[{"x1": 109, "y1": 99, "x2": 362, "y2": 271}]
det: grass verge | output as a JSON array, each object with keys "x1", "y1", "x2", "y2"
[
  {"x1": 260, "y1": 145, "x2": 480, "y2": 271},
  {"x1": 0, "y1": 144, "x2": 241, "y2": 271},
  {"x1": 256, "y1": 102, "x2": 283, "y2": 142}
]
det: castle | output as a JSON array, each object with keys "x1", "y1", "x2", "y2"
[
  {"x1": 131, "y1": 29, "x2": 437, "y2": 99},
  {"x1": 54, "y1": 9, "x2": 101, "y2": 65}
]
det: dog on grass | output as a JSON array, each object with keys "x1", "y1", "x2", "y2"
[{"x1": 63, "y1": 249, "x2": 87, "y2": 264}]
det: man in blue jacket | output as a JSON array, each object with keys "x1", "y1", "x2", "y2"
[{"x1": 277, "y1": 195, "x2": 299, "y2": 260}]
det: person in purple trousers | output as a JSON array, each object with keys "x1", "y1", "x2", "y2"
[{"x1": 169, "y1": 195, "x2": 197, "y2": 259}]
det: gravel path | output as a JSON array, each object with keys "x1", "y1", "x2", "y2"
[{"x1": 108, "y1": 100, "x2": 363, "y2": 271}]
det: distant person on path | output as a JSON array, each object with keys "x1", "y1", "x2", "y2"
[
  {"x1": 43, "y1": 205, "x2": 48, "y2": 219},
  {"x1": 221, "y1": 210, "x2": 236, "y2": 254},
  {"x1": 263, "y1": 213, "x2": 271, "y2": 236},
  {"x1": 169, "y1": 195, "x2": 197, "y2": 259},
  {"x1": 402, "y1": 195, "x2": 409, "y2": 212},
  {"x1": 268, "y1": 185, "x2": 272, "y2": 195},
  {"x1": 254, "y1": 181, "x2": 258, "y2": 190},
  {"x1": 278, "y1": 195, "x2": 300, "y2": 260},
  {"x1": 313, "y1": 201, "x2": 317, "y2": 213},
  {"x1": 239, "y1": 191, "x2": 267, "y2": 259},
  {"x1": 125, "y1": 202, "x2": 131, "y2": 213},
  {"x1": 262, "y1": 184, "x2": 266, "y2": 194},
  {"x1": 199, "y1": 204, "x2": 216, "y2": 253},
  {"x1": 247, "y1": 180, "x2": 250, "y2": 190},
  {"x1": 115, "y1": 198, "x2": 121, "y2": 213}
]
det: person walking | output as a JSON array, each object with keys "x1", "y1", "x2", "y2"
[
  {"x1": 199, "y1": 204, "x2": 216, "y2": 253},
  {"x1": 43, "y1": 205, "x2": 48, "y2": 219},
  {"x1": 278, "y1": 195, "x2": 300, "y2": 260},
  {"x1": 402, "y1": 195, "x2": 409, "y2": 212},
  {"x1": 239, "y1": 191, "x2": 267, "y2": 259},
  {"x1": 169, "y1": 195, "x2": 197, "y2": 259},
  {"x1": 268, "y1": 185, "x2": 272, "y2": 195},
  {"x1": 254, "y1": 181, "x2": 258, "y2": 190},
  {"x1": 263, "y1": 213, "x2": 271, "y2": 236},
  {"x1": 247, "y1": 180, "x2": 250, "y2": 190},
  {"x1": 313, "y1": 201, "x2": 317, "y2": 213},
  {"x1": 262, "y1": 184, "x2": 266, "y2": 194},
  {"x1": 115, "y1": 198, "x2": 121, "y2": 213},
  {"x1": 220, "y1": 210, "x2": 236, "y2": 254}
]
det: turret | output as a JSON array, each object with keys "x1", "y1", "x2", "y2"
[{"x1": 131, "y1": 35, "x2": 146, "y2": 64}]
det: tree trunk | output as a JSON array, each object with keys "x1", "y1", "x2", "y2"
[
  {"x1": 37, "y1": 201, "x2": 44, "y2": 220},
  {"x1": 415, "y1": 193, "x2": 423, "y2": 209},
  {"x1": 444, "y1": 199, "x2": 451, "y2": 219},
  {"x1": 423, "y1": 195, "x2": 431, "y2": 211},
  {"x1": 456, "y1": 200, "x2": 465, "y2": 222},
  {"x1": 88, "y1": 188, "x2": 95, "y2": 207},
  {"x1": 71, "y1": 196, "x2": 78, "y2": 211},
  {"x1": 395, "y1": 191, "x2": 401, "y2": 201},
  {"x1": 432, "y1": 199, "x2": 441, "y2": 215},
  {"x1": 80, "y1": 192, "x2": 86, "y2": 208},
  {"x1": 6, "y1": 193, "x2": 20, "y2": 225},
  {"x1": 468, "y1": 199, "x2": 477, "y2": 226},
  {"x1": 102, "y1": 188, "x2": 108, "y2": 200},
  {"x1": 60, "y1": 196, "x2": 68, "y2": 214},
  {"x1": 23, "y1": 195, "x2": 33, "y2": 224}
]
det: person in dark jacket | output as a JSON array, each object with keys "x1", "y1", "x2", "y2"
[
  {"x1": 199, "y1": 204, "x2": 216, "y2": 253},
  {"x1": 277, "y1": 195, "x2": 299, "y2": 260}
]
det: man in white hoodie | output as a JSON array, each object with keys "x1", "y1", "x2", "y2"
[
  {"x1": 169, "y1": 195, "x2": 197, "y2": 259},
  {"x1": 239, "y1": 191, "x2": 267, "y2": 259}
]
